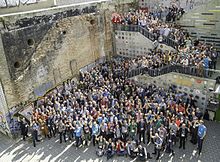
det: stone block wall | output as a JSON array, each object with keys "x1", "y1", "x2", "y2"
[
  {"x1": 0, "y1": 4, "x2": 113, "y2": 109},
  {"x1": 114, "y1": 30, "x2": 176, "y2": 58}
]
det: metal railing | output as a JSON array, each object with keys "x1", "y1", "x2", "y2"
[
  {"x1": 138, "y1": 26, "x2": 156, "y2": 42},
  {"x1": 125, "y1": 64, "x2": 220, "y2": 82},
  {"x1": 163, "y1": 36, "x2": 179, "y2": 49},
  {"x1": 79, "y1": 56, "x2": 107, "y2": 72},
  {"x1": 113, "y1": 24, "x2": 179, "y2": 49}
]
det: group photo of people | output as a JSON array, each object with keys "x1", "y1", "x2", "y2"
[
  {"x1": 16, "y1": 0, "x2": 216, "y2": 161},
  {"x1": 1, "y1": 0, "x2": 220, "y2": 162},
  {"x1": 18, "y1": 54, "x2": 208, "y2": 161}
]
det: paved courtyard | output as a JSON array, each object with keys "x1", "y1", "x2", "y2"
[{"x1": 0, "y1": 121, "x2": 220, "y2": 162}]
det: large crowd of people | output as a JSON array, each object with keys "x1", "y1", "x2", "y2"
[
  {"x1": 115, "y1": 44, "x2": 217, "y2": 78},
  {"x1": 16, "y1": 1, "x2": 217, "y2": 161},
  {"x1": 112, "y1": 5, "x2": 185, "y2": 43},
  {"x1": 19, "y1": 56, "x2": 208, "y2": 161},
  {"x1": 112, "y1": 5, "x2": 218, "y2": 77}
]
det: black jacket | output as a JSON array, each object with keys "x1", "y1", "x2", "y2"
[
  {"x1": 137, "y1": 121, "x2": 146, "y2": 133},
  {"x1": 179, "y1": 127, "x2": 188, "y2": 138}
]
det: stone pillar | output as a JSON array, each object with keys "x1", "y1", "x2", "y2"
[
  {"x1": 0, "y1": 33, "x2": 11, "y2": 136},
  {"x1": 0, "y1": 29, "x2": 22, "y2": 109},
  {"x1": 0, "y1": 80, "x2": 11, "y2": 136}
]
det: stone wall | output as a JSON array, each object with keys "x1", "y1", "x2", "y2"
[
  {"x1": 114, "y1": 30, "x2": 176, "y2": 58},
  {"x1": 131, "y1": 72, "x2": 216, "y2": 111},
  {"x1": 0, "y1": 4, "x2": 113, "y2": 109}
]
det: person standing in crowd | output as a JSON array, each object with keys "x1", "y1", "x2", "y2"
[
  {"x1": 146, "y1": 120, "x2": 152, "y2": 144},
  {"x1": 114, "y1": 124, "x2": 121, "y2": 142},
  {"x1": 190, "y1": 120, "x2": 199, "y2": 145},
  {"x1": 66, "y1": 121, "x2": 73, "y2": 142},
  {"x1": 152, "y1": 133, "x2": 163, "y2": 160},
  {"x1": 158, "y1": 124, "x2": 167, "y2": 142},
  {"x1": 75, "y1": 124, "x2": 82, "y2": 147},
  {"x1": 138, "y1": 118, "x2": 146, "y2": 144},
  {"x1": 46, "y1": 114, "x2": 56, "y2": 138},
  {"x1": 196, "y1": 108, "x2": 203, "y2": 120},
  {"x1": 106, "y1": 138, "x2": 115, "y2": 160},
  {"x1": 203, "y1": 110, "x2": 210, "y2": 121},
  {"x1": 83, "y1": 121, "x2": 91, "y2": 146},
  {"x1": 211, "y1": 48, "x2": 218, "y2": 70},
  {"x1": 129, "y1": 119, "x2": 137, "y2": 140},
  {"x1": 32, "y1": 121, "x2": 40, "y2": 147},
  {"x1": 166, "y1": 130, "x2": 175, "y2": 156},
  {"x1": 203, "y1": 55, "x2": 210, "y2": 78},
  {"x1": 96, "y1": 135, "x2": 106, "y2": 157},
  {"x1": 39, "y1": 118, "x2": 49, "y2": 139},
  {"x1": 19, "y1": 117, "x2": 29, "y2": 141},
  {"x1": 92, "y1": 121, "x2": 100, "y2": 146},
  {"x1": 100, "y1": 121, "x2": 107, "y2": 139},
  {"x1": 58, "y1": 120, "x2": 66, "y2": 143},
  {"x1": 197, "y1": 120, "x2": 207, "y2": 156},
  {"x1": 121, "y1": 120, "x2": 128, "y2": 142},
  {"x1": 179, "y1": 123, "x2": 188, "y2": 149},
  {"x1": 137, "y1": 144, "x2": 152, "y2": 161},
  {"x1": 169, "y1": 119, "x2": 178, "y2": 145}
]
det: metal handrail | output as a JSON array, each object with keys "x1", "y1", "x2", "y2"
[
  {"x1": 79, "y1": 56, "x2": 107, "y2": 72},
  {"x1": 125, "y1": 64, "x2": 220, "y2": 81}
]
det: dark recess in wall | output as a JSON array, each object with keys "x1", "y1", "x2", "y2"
[
  {"x1": 14, "y1": 62, "x2": 20, "y2": 68},
  {"x1": 1, "y1": 5, "x2": 98, "y2": 80},
  {"x1": 90, "y1": 19, "x2": 96, "y2": 25},
  {"x1": 201, "y1": 13, "x2": 214, "y2": 15},
  {"x1": 203, "y1": 23, "x2": 215, "y2": 26},
  {"x1": 201, "y1": 36, "x2": 220, "y2": 40},
  {"x1": 27, "y1": 39, "x2": 35, "y2": 46}
]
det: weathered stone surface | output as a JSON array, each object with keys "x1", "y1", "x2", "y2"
[
  {"x1": 0, "y1": 0, "x2": 137, "y2": 113},
  {"x1": 0, "y1": 8, "x2": 112, "y2": 109}
]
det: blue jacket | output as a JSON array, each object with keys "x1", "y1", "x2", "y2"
[
  {"x1": 203, "y1": 58, "x2": 209, "y2": 69},
  {"x1": 92, "y1": 124, "x2": 99, "y2": 135},
  {"x1": 75, "y1": 127, "x2": 82, "y2": 137},
  {"x1": 198, "y1": 124, "x2": 207, "y2": 138}
]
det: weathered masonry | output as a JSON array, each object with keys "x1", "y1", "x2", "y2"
[{"x1": 0, "y1": 0, "x2": 134, "y2": 135}]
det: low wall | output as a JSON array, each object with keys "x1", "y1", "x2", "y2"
[
  {"x1": 130, "y1": 72, "x2": 216, "y2": 111},
  {"x1": 115, "y1": 30, "x2": 176, "y2": 57}
]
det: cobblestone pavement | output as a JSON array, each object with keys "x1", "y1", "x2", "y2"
[{"x1": 0, "y1": 121, "x2": 220, "y2": 162}]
